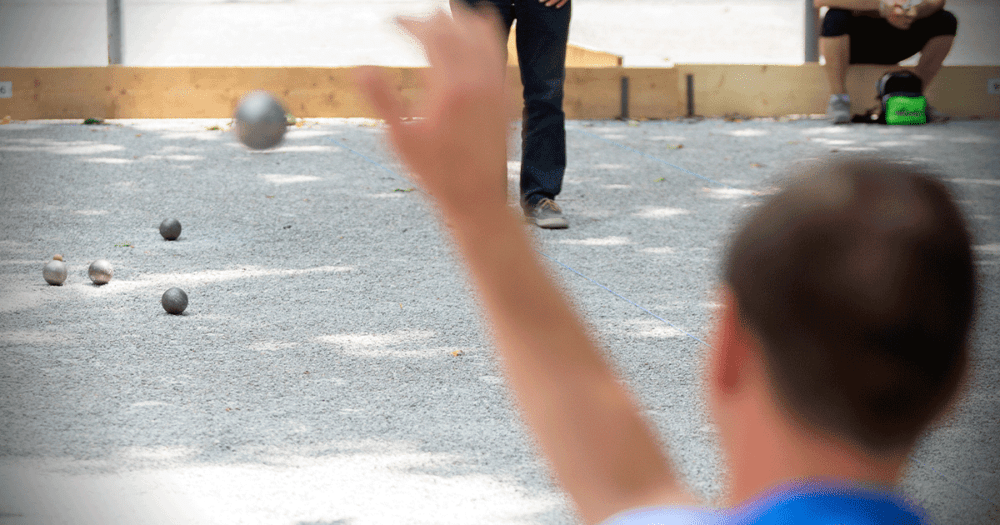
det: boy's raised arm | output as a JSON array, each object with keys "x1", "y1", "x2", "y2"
[{"x1": 357, "y1": 9, "x2": 695, "y2": 524}]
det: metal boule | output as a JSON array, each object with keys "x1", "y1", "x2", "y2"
[
  {"x1": 88, "y1": 259, "x2": 113, "y2": 285},
  {"x1": 233, "y1": 91, "x2": 287, "y2": 150},
  {"x1": 160, "y1": 218, "x2": 182, "y2": 240},
  {"x1": 43, "y1": 258, "x2": 67, "y2": 285},
  {"x1": 161, "y1": 287, "x2": 188, "y2": 315}
]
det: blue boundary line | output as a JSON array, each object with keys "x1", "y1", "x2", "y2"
[
  {"x1": 572, "y1": 126, "x2": 737, "y2": 190},
  {"x1": 326, "y1": 135, "x2": 709, "y2": 348}
]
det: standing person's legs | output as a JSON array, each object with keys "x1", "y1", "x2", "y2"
[
  {"x1": 451, "y1": 0, "x2": 515, "y2": 40},
  {"x1": 514, "y1": 0, "x2": 570, "y2": 228}
]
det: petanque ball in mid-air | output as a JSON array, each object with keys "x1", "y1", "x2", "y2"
[
  {"x1": 88, "y1": 259, "x2": 113, "y2": 285},
  {"x1": 161, "y1": 287, "x2": 188, "y2": 315},
  {"x1": 43, "y1": 256, "x2": 67, "y2": 285},
  {"x1": 233, "y1": 91, "x2": 287, "y2": 150},
  {"x1": 160, "y1": 218, "x2": 182, "y2": 240}
]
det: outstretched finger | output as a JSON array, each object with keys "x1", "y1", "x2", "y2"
[
  {"x1": 355, "y1": 65, "x2": 424, "y2": 162},
  {"x1": 397, "y1": 13, "x2": 462, "y2": 73}
]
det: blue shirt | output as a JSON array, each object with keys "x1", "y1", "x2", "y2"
[{"x1": 602, "y1": 480, "x2": 926, "y2": 525}]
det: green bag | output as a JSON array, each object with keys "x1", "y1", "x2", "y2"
[
  {"x1": 883, "y1": 95, "x2": 928, "y2": 125},
  {"x1": 877, "y1": 71, "x2": 927, "y2": 125}
]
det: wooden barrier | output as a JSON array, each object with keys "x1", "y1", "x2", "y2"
[
  {"x1": 677, "y1": 64, "x2": 1000, "y2": 119},
  {"x1": 1, "y1": 65, "x2": 997, "y2": 121}
]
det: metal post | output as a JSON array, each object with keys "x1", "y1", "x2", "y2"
[
  {"x1": 108, "y1": 0, "x2": 123, "y2": 65},
  {"x1": 620, "y1": 76, "x2": 629, "y2": 120},
  {"x1": 804, "y1": 0, "x2": 819, "y2": 63},
  {"x1": 685, "y1": 74, "x2": 694, "y2": 118}
]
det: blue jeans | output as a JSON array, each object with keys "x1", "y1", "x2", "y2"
[{"x1": 453, "y1": 0, "x2": 570, "y2": 206}]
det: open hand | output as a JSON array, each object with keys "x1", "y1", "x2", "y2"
[{"x1": 357, "y1": 8, "x2": 511, "y2": 220}]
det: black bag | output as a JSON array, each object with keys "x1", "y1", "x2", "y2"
[{"x1": 876, "y1": 70, "x2": 927, "y2": 125}]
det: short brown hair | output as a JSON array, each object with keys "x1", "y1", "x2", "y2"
[{"x1": 724, "y1": 158, "x2": 976, "y2": 452}]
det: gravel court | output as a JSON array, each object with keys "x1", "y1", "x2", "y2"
[{"x1": 0, "y1": 118, "x2": 998, "y2": 524}]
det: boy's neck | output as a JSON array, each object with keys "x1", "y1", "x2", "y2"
[{"x1": 721, "y1": 385, "x2": 908, "y2": 507}]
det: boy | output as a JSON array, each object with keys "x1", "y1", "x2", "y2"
[{"x1": 358, "y1": 8, "x2": 976, "y2": 523}]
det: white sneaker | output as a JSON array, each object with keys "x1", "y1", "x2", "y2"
[{"x1": 827, "y1": 94, "x2": 851, "y2": 124}]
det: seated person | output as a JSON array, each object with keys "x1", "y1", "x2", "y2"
[
  {"x1": 816, "y1": 0, "x2": 957, "y2": 123},
  {"x1": 359, "y1": 9, "x2": 977, "y2": 524}
]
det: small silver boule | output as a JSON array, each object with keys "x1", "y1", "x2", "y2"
[
  {"x1": 88, "y1": 259, "x2": 113, "y2": 285},
  {"x1": 43, "y1": 257, "x2": 67, "y2": 285},
  {"x1": 160, "y1": 218, "x2": 182, "y2": 240},
  {"x1": 233, "y1": 91, "x2": 287, "y2": 150},
  {"x1": 161, "y1": 287, "x2": 188, "y2": 315}
]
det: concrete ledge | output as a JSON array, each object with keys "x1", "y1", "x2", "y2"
[{"x1": 1, "y1": 65, "x2": 997, "y2": 120}]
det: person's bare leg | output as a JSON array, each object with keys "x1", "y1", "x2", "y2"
[
  {"x1": 820, "y1": 35, "x2": 850, "y2": 95},
  {"x1": 820, "y1": 35, "x2": 851, "y2": 123},
  {"x1": 914, "y1": 35, "x2": 954, "y2": 89}
]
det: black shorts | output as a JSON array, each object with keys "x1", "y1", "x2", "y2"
[{"x1": 821, "y1": 8, "x2": 958, "y2": 64}]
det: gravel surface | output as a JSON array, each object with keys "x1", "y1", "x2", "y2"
[{"x1": 0, "y1": 117, "x2": 998, "y2": 524}]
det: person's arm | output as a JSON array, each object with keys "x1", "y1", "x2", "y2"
[
  {"x1": 814, "y1": 0, "x2": 879, "y2": 9},
  {"x1": 357, "y1": 9, "x2": 695, "y2": 525},
  {"x1": 910, "y1": 0, "x2": 945, "y2": 19},
  {"x1": 814, "y1": 0, "x2": 944, "y2": 19}
]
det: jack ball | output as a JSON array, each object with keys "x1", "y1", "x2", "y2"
[
  {"x1": 43, "y1": 257, "x2": 67, "y2": 286},
  {"x1": 88, "y1": 259, "x2": 113, "y2": 285},
  {"x1": 233, "y1": 91, "x2": 287, "y2": 150},
  {"x1": 160, "y1": 218, "x2": 182, "y2": 240},
  {"x1": 161, "y1": 287, "x2": 188, "y2": 315}
]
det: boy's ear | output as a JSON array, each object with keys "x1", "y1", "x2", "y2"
[{"x1": 710, "y1": 288, "x2": 755, "y2": 396}]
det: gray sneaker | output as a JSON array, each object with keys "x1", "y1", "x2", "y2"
[
  {"x1": 827, "y1": 94, "x2": 851, "y2": 124},
  {"x1": 524, "y1": 198, "x2": 569, "y2": 229}
]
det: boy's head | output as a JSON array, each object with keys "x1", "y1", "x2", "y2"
[{"x1": 723, "y1": 158, "x2": 976, "y2": 453}]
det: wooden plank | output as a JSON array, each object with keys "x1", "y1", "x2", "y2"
[
  {"x1": 1, "y1": 65, "x2": 997, "y2": 121},
  {"x1": 675, "y1": 64, "x2": 829, "y2": 118},
  {"x1": 566, "y1": 43, "x2": 623, "y2": 68},
  {"x1": 676, "y1": 64, "x2": 1000, "y2": 119},
  {"x1": 562, "y1": 68, "x2": 624, "y2": 119},
  {"x1": 844, "y1": 65, "x2": 1000, "y2": 119},
  {"x1": 104, "y1": 67, "x2": 378, "y2": 119},
  {"x1": 0, "y1": 68, "x2": 112, "y2": 120},
  {"x1": 507, "y1": 34, "x2": 622, "y2": 68},
  {"x1": 624, "y1": 68, "x2": 682, "y2": 119}
]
